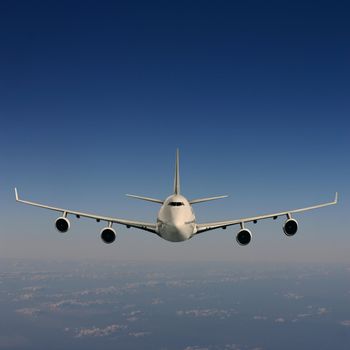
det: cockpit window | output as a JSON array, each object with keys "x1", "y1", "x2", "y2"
[{"x1": 168, "y1": 202, "x2": 184, "y2": 206}]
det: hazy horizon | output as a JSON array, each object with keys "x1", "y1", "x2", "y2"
[{"x1": 1, "y1": 259, "x2": 350, "y2": 350}]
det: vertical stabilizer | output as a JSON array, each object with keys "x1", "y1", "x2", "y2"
[{"x1": 173, "y1": 149, "x2": 180, "y2": 194}]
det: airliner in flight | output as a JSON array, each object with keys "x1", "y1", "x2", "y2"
[{"x1": 15, "y1": 150, "x2": 337, "y2": 245}]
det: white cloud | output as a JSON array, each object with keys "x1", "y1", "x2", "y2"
[
  {"x1": 73, "y1": 286, "x2": 120, "y2": 297},
  {"x1": 224, "y1": 345, "x2": 240, "y2": 350},
  {"x1": 284, "y1": 292, "x2": 303, "y2": 300},
  {"x1": 127, "y1": 310, "x2": 141, "y2": 316},
  {"x1": 14, "y1": 293, "x2": 34, "y2": 301},
  {"x1": 151, "y1": 298, "x2": 163, "y2": 305},
  {"x1": 253, "y1": 316, "x2": 268, "y2": 320},
  {"x1": 340, "y1": 320, "x2": 350, "y2": 327},
  {"x1": 297, "y1": 313, "x2": 312, "y2": 318},
  {"x1": 177, "y1": 308, "x2": 237, "y2": 319},
  {"x1": 166, "y1": 280, "x2": 196, "y2": 288},
  {"x1": 124, "y1": 309, "x2": 142, "y2": 322},
  {"x1": 182, "y1": 345, "x2": 260, "y2": 350},
  {"x1": 29, "y1": 274, "x2": 51, "y2": 281},
  {"x1": 128, "y1": 332, "x2": 151, "y2": 337},
  {"x1": 15, "y1": 308, "x2": 40, "y2": 317},
  {"x1": 317, "y1": 307, "x2": 328, "y2": 315},
  {"x1": 22, "y1": 286, "x2": 43, "y2": 292},
  {"x1": 275, "y1": 318, "x2": 285, "y2": 323},
  {"x1": 48, "y1": 299, "x2": 107, "y2": 311},
  {"x1": 75, "y1": 324, "x2": 127, "y2": 338}
]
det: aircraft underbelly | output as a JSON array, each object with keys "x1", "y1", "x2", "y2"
[{"x1": 159, "y1": 223, "x2": 194, "y2": 242}]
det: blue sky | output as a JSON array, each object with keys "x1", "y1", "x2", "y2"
[{"x1": 0, "y1": 0, "x2": 348, "y2": 262}]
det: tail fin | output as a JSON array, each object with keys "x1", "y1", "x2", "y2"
[{"x1": 174, "y1": 149, "x2": 180, "y2": 195}]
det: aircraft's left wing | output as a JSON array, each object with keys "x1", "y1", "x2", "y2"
[
  {"x1": 195, "y1": 193, "x2": 338, "y2": 234},
  {"x1": 15, "y1": 188, "x2": 157, "y2": 234}
]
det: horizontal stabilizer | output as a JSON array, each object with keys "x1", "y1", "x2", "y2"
[
  {"x1": 126, "y1": 194, "x2": 163, "y2": 204},
  {"x1": 190, "y1": 195, "x2": 228, "y2": 204}
]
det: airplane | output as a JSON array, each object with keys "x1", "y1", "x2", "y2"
[{"x1": 15, "y1": 150, "x2": 338, "y2": 246}]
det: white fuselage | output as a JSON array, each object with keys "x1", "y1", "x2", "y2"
[{"x1": 156, "y1": 194, "x2": 197, "y2": 242}]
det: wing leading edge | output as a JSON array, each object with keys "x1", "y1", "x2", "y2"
[
  {"x1": 195, "y1": 193, "x2": 338, "y2": 234},
  {"x1": 15, "y1": 188, "x2": 157, "y2": 234}
]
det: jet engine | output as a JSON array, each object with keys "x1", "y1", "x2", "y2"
[
  {"x1": 283, "y1": 218, "x2": 298, "y2": 236},
  {"x1": 55, "y1": 217, "x2": 70, "y2": 233},
  {"x1": 100, "y1": 227, "x2": 116, "y2": 244},
  {"x1": 236, "y1": 228, "x2": 252, "y2": 246}
]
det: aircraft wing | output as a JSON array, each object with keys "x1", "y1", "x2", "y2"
[
  {"x1": 195, "y1": 193, "x2": 338, "y2": 234},
  {"x1": 15, "y1": 188, "x2": 157, "y2": 234}
]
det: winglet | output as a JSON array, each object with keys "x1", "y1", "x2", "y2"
[
  {"x1": 334, "y1": 192, "x2": 338, "y2": 204},
  {"x1": 15, "y1": 187, "x2": 19, "y2": 201}
]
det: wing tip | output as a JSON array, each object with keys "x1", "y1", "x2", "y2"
[
  {"x1": 334, "y1": 192, "x2": 338, "y2": 204},
  {"x1": 14, "y1": 187, "x2": 19, "y2": 201}
]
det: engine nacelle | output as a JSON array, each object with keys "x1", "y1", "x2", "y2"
[
  {"x1": 236, "y1": 228, "x2": 252, "y2": 246},
  {"x1": 100, "y1": 227, "x2": 116, "y2": 244},
  {"x1": 55, "y1": 217, "x2": 70, "y2": 233},
  {"x1": 283, "y1": 218, "x2": 298, "y2": 236}
]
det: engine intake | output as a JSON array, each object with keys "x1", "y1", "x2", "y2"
[
  {"x1": 283, "y1": 218, "x2": 298, "y2": 236},
  {"x1": 55, "y1": 217, "x2": 70, "y2": 233},
  {"x1": 100, "y1": 227, "x2": 116, "y2": 244},
  {"x1": 236, "y1": 228, "x2": 252, "y2": 246}
]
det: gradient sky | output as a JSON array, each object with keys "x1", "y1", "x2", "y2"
[{"x1": 0, "y1": 0, "x2": 349, "y2": 262}]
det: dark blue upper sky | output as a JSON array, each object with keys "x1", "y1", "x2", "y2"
[{"x1": 0, "y1": 0, "x2": 348, "y2": 261}]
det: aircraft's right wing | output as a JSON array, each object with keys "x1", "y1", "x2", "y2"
[
  {"x1": 15, "y1": 188, "x2": 158, "y2": 234},
  {"x1": 195, "y1": 193, "x2": 338, "y2": 234}
]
